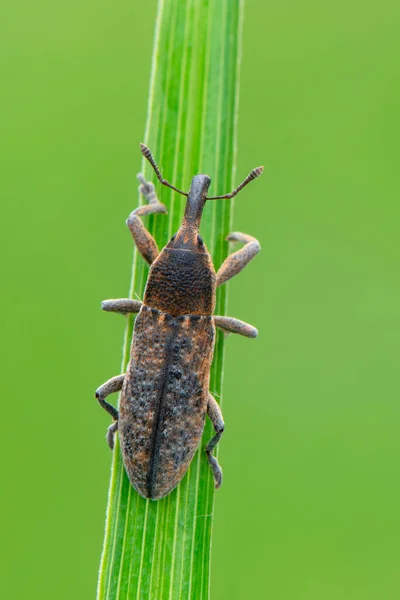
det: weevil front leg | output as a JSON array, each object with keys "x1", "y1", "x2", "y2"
[
  {"x1": 214, "y1": 315, "x2": 258, "y2": 338},
  {"x1": 95, "y1": 374, "x2": 124, "y2": 449},
  {"x1": 126, "y1": 173, "x2": 167, "y2": 265},
  {"x1": 216, "y1": 232, "x2": 260, "y2": 287},
  {"x1": 205, "y1": 393, "x2": 225, "y2": 489}
]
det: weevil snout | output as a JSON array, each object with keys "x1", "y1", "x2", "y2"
[
  {"x1": 183, "y1": 174, "x2": 211, "y2": 227},
  {"x1": 167, "y1": 174, "x2": 211, "y2": 252}
]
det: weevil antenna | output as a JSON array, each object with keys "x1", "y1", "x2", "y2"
[
  {"x1": 140, "y1": 143, "x2": 188, "y2": 197},
  {"x1": 206, "y1": 166, "x2": 264, "y2": 200}
]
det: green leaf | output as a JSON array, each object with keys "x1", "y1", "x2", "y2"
[{"x1": 97, "y1": 1, "x2": 244, "y2": 598}]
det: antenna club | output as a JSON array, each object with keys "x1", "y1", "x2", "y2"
[
  {"x1": 251, "y1": 166, "x2": 264, "y2": 179},
  {"x1": 140, "y1": 143, "x2": 151, "y2": 159},
  {"x1": 139, "y1": 143, "x2": 188, "y2": 197}
]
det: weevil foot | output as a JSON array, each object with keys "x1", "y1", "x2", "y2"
[
  {"x1": 136, "y1": 173, "x2": 168, "y2": 213},
  {"x1": 106, "y1": 421, "x2": 118, "y2": 450},
  {"x1": 206, "y1": 452, "x2": 223, "y2": 489}
]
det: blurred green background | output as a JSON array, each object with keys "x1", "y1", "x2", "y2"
[{"x1": 1, "y1": 1, "x2": 400, "y2": 598}]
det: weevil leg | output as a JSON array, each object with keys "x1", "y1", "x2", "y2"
[
  {"x1": 106, "y1": 421, "x2": 118, "y2": 450},
  {"x1": 214, "y1": 316, "x2": 258, "y2": 338},
  {"x1": 95, "y1": 374, "x2": 124, "y2": 449},
  {"x1": 101, "y1": 299, "x2": 143, "y2": 314},
  {"x1": 216, "y1": 232, "x2": 260, "y2": 287},
  {"x1": 126, "y1": 173, "x2": 168, "y2": 264},
  {"x1": 205, "y1": 393, "x2": 225, "y2": 489}
]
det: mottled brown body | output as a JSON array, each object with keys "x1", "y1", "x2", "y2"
[
  {"x1": 96, "y1": 145, "x2": 262, "y2": 500},
  {"x1": 120, "y1": 307, "x2": 215, "y2": 499},
  {"x1": 119, "y1": 179, "x2": 218, "y2": 499}
]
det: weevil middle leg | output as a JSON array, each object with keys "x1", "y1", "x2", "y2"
[
  {"x1": 95, "y1": 374, "x2": 124, "y2": 449},
  {"x1": 101, "y1": 299, "x2": 143, "y2": 314},
  {"x1": 206, "y1": 393, "x2": 225, "y2": 489},
  {"x1": 126, "y1": 173, "x2": 167, "y2": 265},
  {"x1": 214, "y1": 315, "x2": 258, "y2": 338},
  {"x1": 216, "y1": 232, "x2": 260, "y2": 287}
]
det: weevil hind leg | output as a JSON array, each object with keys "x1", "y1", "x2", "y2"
[
  {"x1": 214, "y1": 315, "x2": 258, "y2": 338},
  {"x1": 205, "y1": 393, "x2": 225, "y2": 488},
  {"x1": 126, "y1": 173, "x2": 167, "y2": 265},
  {"x1": 101, "y1": 299, "x2": 142, "y2": 314},
  {"x1": 95, "y1": 374, "x2": 124, "y2": 448},
  {"x1": 216, "y1": 232, "x2": 260, "y2": 287}
]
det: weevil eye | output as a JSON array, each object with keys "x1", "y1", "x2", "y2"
[
  {"x1": 197, "y1": 235, "x2": 204, "y2": 246},
  {"x1": 170, "y1": 234, "x2": 176, "y2": 242}
]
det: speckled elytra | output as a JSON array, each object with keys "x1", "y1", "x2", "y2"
[{"x1": 95, "y1": 144, "x2": 263, "y2": 500}]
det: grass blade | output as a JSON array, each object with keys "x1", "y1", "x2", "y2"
[{"x1": 97, "y1": 0, "x2": 244, "y2": 598}]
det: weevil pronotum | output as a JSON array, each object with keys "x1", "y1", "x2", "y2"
[{"x1": 95, "y1": 144, "x2": 263, "y2": 500}]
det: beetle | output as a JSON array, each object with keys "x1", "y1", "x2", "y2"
[{"x1": 95, "y1": 144, "x2": 263, "y2": 500}]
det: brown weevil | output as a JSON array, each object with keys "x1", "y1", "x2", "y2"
[{"x1": 95, "y1": 144, "x2": 263, "y2": 500}]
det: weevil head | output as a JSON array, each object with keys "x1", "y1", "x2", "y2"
[{"x1": 166, "y1": 174, "x2": 211, "y2": 253}]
